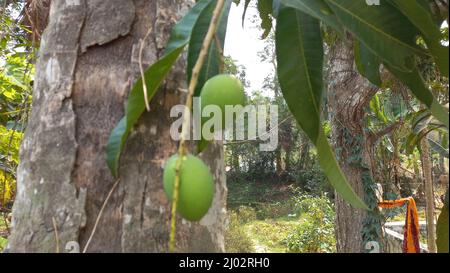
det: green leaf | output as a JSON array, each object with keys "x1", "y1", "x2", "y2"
[
  {"x1": 279, "y1": 0, "x2": 343, "y2": 34},
  {"x1": 437, "y1": 190, "x2": 449, "y2": 253},
  {"x1": 405, "y1": 109, "x2": 447, "y2": 155},
  {"x1": 412, "y1": 111, "x2": 433, "y2": 135},
  {"x1": 385, "y1": 136, "x2": 395, "y2": 153},
  {"x1": 188, "y1": 0, "x2": 232, "y2": 97},
  {"x1": 257, "y1": 0, "x2": 273, "y2": 39},
  {"x1": 275, "y1": 7, "x2": 368, "y2": 209},
  {"x1": 428, "y1": 138, "x2": 449, "y2": 158},
  {"x1": 388, "y1": 0, "x2": 449, "y2": 77},
  {"x1": 354, "y1": 40, "x2": 381, "y2": 87},
  {"x1": 187, "y1": 0, "x2": 232, "y2": 153},
  {"x1": 242, "y1": 0, "x2": 252, "y2": 27},
  {"x1": 427, "y1": 41, "x2": 450, "y2": 78},
  {"x1": 388, "y1": 0, "x2": 441, "y2": 40},
  {"x1": 197, "y1": 138, "x2": 210, "y2": 154},
  {"x1": 369, "y1": 94, "x2": 388, "y2": 123},
  {"x1": 106, "y1": 0, "x2": 213, "y2": 177},
  {"x1": 325, "y1": 0, "x2": 424, "y2": 72},
  {"x1": 272, "y1": 0, "x2": 281, "y2": 17},
  {"x1": 405, "y1": 133, "x2": 420, "y2": 155},
  {"x1": 385, "y1": 63, "x2": 449, "y2": 129}
]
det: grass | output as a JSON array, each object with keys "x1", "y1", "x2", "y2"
[
  {"x1": 0, "y1": 221, "x2": 7, "y2": 252},
  {"x1": 0, "y1": 237, "x2": 6, "y2": 251},
  {"x1": 225, "y1": 179, "x2": 337, "y2": 253},
  {"x1": 244, "y1": 218, "x2": 301, "y2": 253},
  {"x1": 225, "y1": 209, "x2": 305, "y2": 253},
  {"x1": 0, "y1": 217, "x2": 8, "y2": 252},
  {"x1": 225, "y1": 180, "x2": 301, "y2": 253}
]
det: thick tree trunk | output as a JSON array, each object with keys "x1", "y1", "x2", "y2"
[
  {"x1": 327, "y1": 37, "x2": 378, "y2": 253},
  {"x1": 7, "y1": 0, "x2": 226, "y2": 253},
  {"x1": 420, "y1": 138, "x2": 437, "y2": 253}
]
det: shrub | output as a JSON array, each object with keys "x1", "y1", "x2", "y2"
[
  {"x1": 225, "y1": 211, "x2": 254, "y2": 253},
  {"x1": 237, "y1": 206, "x2": 257, "y2": 223},
  {"x1": 0, "y1": 237, "x2": 7, "y2": 252},
  {"x1": 284, "y1": 194, "x2": 336, "y2": 253},
  {"x1": 255, "y1": 201, "x2": 295, "y2": 219},
  {"x1": 296, "y1": 166, "x2": 333, "y2": 197}
]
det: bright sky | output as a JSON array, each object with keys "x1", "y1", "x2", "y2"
[{"x1": 224, "y1": 3, "x2": 273, "y2": 93}]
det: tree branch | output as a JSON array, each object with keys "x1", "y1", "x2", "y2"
[
  {"x1": 432, "y1": 0, "x2": 449, "y2": 23},
  {"x1": 368, "y1": 120, "x2": 404, "y2": 145}
]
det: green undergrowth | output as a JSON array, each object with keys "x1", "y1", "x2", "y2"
[{"x1": 225, "y1": 180, "x2": 336, "y2": 253}]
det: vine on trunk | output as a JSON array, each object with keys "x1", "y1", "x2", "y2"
[{"x1": 338, "y1": 125, "x2": 383, "y2": 251}]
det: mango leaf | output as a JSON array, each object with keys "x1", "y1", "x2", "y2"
[
  {"x1": 369, "y1": 94, "x2": 388, "y2": 124},
  {"x1": 257, "y1": 0, "x2": 273, "y2": 39},
  {"x1": 385, "y1": 63, "x2": 449, "y2": 129},
  {"x1": 428, "y1": 138, "x2": 449, "y2": 158},
  {"x1": 188, "y1": 0, "x2": 231, "y2": 153},
  {"x1": 385, "y1": 136, "x2": 395, "y2": 153},
  {"x1": 388, "y1": 0, "x2": 449, "y2": 77},
  {"x1": 197, "y1": 138, "x2": 210, "y2": 154},
  {"x1": 272, "y1": 0, "x2": 281, "y2": 17},
  {"x1": 275, "y1": 7, "x2": 368, "y2": 209},
  {"x1": 388, "y1": 0, "x2": 441, "y2": 40},
  {"x1": 279, "y1": 0, "x2": 343, "y2": 34},
  {"x1": 413, "y1": 114, "x2": 433, "y2": 135},
  {"x1": 410, "y1": 108, "x2": 434, "y2": 126},
  {"x1": 442, "y1": 132, "x2": 449, "y2": 150},
  {"x1": 437, "y1": 190, "x2": 449, "y2": 253},
  {"x1": 354, "y1": 40, "x2": 381, "y2": 87},
  {"x1": 325, "y1": 0, "x2": 424, "y2": 72},
  {"x1": 106, "y1": 0, "x2": 213, "y2": 177},
  {"x1": 405, "y1": 133, "x2": 420, "y2": 155},
  {"x1": 242, "y1": 0, "x2": 252, "y2": 27},
  {"x1": 188, "y1": 0, "x2": 231, "y2": 97},
  {"x1": 427, "y1": 41, "x2": 450, "y2": 78},
  {"x1": 405, "y1": 109, "x2": 447, "y2": 155}
]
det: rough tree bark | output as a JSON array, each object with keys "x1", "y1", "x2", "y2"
[
  {"x1": 7, "y1": 0, "x2": 227, "y2": 253},
  {"x1": 327, "y1": 37, "x2": 379, "y2": 253}
]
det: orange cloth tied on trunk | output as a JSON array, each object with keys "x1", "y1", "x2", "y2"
[{"x1": 378, "y1": 197, "x2": 420, "y2": 253}]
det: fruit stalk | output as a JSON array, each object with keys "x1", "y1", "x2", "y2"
[{"x1": 169, "y1": 0, "x2": 226, "y2": 252}]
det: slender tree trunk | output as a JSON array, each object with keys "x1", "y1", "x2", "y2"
[
  {"x1": 285, "y1": 148, "x2": 291, "y2": 173},
  {"x1": 420, "y1": 138, "x2": 437, "y2": 253},
  {"x1": 7, "y1": 0, "x2": 226, "y2": 253},
  {"x1": 298, "y1": 137, "x2": 309, "y2": 170},
  {"x1": 327, "y1": 37, "x2": 379, "y2": 253},
  {"x1": 231, "y1": 150, "x2": 239, "y2": 173},
  {"x1": 276, "y1": 148, "x2": 283, "y2": 175},
  {"x1": 438, "y1": 134, "x2": 447, "y2": 174}
]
